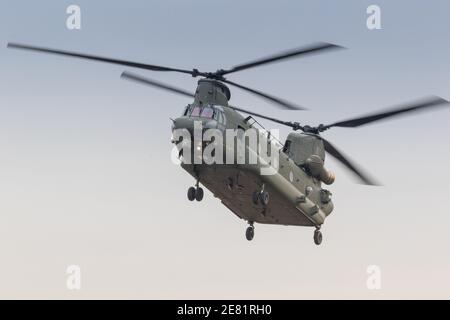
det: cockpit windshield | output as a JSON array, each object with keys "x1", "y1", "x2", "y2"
[
  {"x1": 190, "y1": 106, "x2": 201, "y2": 117},
  {"x1": 184, "y1": 104, "x2": 220, "y2": 120},
  {"x1": 200, "y1": 106, "x2": 214, "y2": 118}
]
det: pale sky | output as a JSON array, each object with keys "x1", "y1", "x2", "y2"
[{"x1": 1, "y1": 0, "x2": 450, "y2": 299}]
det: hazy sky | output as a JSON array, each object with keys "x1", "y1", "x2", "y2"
[{"x1": 1, "y1": 0, "x2": 450, "y2": 299}]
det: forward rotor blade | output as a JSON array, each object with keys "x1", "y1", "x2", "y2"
[
  {"x1": 121, "y1": 71, "x2": 194, "y2": 98},
  {"x1": 7, "y1": 42, "x2": 196, "y2": 76},
  {"x1": 321, "y1": 137, "x2": 379, "y2": 185},
  {"x1": 222, "y1": 79, "x2": 305, "y2": 110},
  {"x1": 221, "y1": 42, "x2": 344, "y2": 75},
  {"x1": 228, "y1": 105, "x2": 299, "y2": 128},
  {"x1": 324, "y1": 96, "x2": 449, "y2": 129}
]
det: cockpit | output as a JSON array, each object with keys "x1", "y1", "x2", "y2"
[{"x1": 183, "y1": 104, "x2": 226, "y2": 125}]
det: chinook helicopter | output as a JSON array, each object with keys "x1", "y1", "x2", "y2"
[{"x1": 7, "y1": 42, "x2": 449, "y2": 245}]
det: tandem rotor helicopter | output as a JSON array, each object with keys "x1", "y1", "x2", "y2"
[{"x1": 7, "y1": 41, "x2": 449, "y2": 245}]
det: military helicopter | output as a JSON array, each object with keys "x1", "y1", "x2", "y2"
[{"x1": 7, "y1": 42, "x2": 449, "y2": 245}]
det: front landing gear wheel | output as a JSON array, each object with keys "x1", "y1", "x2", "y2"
[
  {"x1": 252, "y1": 191, "x2": 269, "y2": 206},
  {"x1": 259, "y1": 191, "x2": 269, "y2": 206},
  {"x1": 313, "y1": 229, "x2": 323, "y2": 246},
  {"x1": 187, "y1": 187, "x2": 196, "y2": 201},
  {"x1": 195, "y1": 187, "x2": 204, "y2": 201},
  {"x1": 246, "y1": 226, "x2": 255, "y2": 241}
]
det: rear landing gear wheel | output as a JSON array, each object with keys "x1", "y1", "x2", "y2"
[
  {"x1": 195, "y1": 187, "x2": 204, "y2": 201},
  {"x1": 187, "y1": 187, "x2": 196, "y2": 201},
  {"x1": 246, "y1": 226, "x2": 255, "y2": 241},
  {"x1": 313, "y1": 229, "x2": 322, "y2": 246}
]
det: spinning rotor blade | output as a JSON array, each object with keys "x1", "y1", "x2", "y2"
[
  {"x1": 221, "y1": 42, "x2": 344, "y2": 75},
  {"x1": 323, "y1": 96, "x2": 449, "y2": 130},
  {"x1": 320, "y1": 137, "x2": 379, "y2": 185},
  {"x1": 228, "y1": 105, "x2": 379, "y2": 185},
  {"x1": 220, "y1": 42, "x2": 342, "y2": 109},
  {"x1": 121, "y1": 71, "x2": 194, "y2": 98},
  {"x1": 222, "y1": 78, "x2": 305, "y2": 110},
  {"x1": 228, "y1": 105, "x2": 300, "y2": 128},
  {"x1": 229, "y1": 95, "x2": 449, "y2": 185},
  {"x1": 7, "y1": 42, "x2": 196, "y2": 76},
  {"x1": 7, "y1": 41, "x2": 342, "y2": 111}
]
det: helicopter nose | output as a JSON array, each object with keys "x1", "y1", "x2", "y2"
[
  {"x1": 172, "y1": 117, "x2": 195, "y2": 132},
  {"x1": 172, "y1": 117, "x2": 218, "y2": 132}
]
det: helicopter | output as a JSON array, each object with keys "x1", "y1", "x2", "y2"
[{"x1": 7, "y1": 41, "x2": 449, "y2": 245}]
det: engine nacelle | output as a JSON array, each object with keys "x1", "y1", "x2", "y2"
[{"x1": 305, "y1": 155, "x2": 335, "y2": 185}]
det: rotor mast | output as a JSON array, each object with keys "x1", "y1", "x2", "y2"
[{"x1": 194, "y1": 79, "x2": 231, "y2": 107}]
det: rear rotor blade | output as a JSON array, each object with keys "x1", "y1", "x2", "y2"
[
  {"x1": 121, "y1": 71, "x2": 194, "y2": 98},
  {"x1": 321, "y1": 137, "x2": 379, "y2": 185},
  {"x1": 221, "y1": 42, "x2": 344, "y2": 75},
  {"x1": 226, "y1": 104, "x2": 379, "y2": 185},
  {"x1": 222, "y1": 79, "x2": 305, "y2": 110},
  {"x1": 324, "y1": 96, "x2": 449, "y2": 129},
  {"x1": 7, "y1": 42, "x2": 197, "y2": 76}
]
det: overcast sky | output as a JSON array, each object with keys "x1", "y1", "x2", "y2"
[{"x1": 1, "y1": 0, "x2": 450, "y2": 299}]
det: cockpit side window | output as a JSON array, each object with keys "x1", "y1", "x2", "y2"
[
  {"x1": 213, "y1": 109, "x2": 219, "y2": 121},
  {"x1": 283, "y1": 140, "x2": 292, "y2": 155}
]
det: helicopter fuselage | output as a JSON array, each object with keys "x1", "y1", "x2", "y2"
[{"x1": 172, "y1": 79, "x2": 334, "y2": 228}]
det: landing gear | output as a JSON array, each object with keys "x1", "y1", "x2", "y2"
[
  {"x1": 246, "y1": 222, "x2": 255, "y2": 241},
  {"x1": 187, "y1": 179, "x2": 204, "y2": 202},
  {"x1": 252, "y1": 188, "x2": 269, "y2": 206},
  {"x1": 313, "y1": 227, "x2": 323, "y2": 246},
  {"x1": 195, "y1": 187, "x2": 204, "y2": 201},
  {"x1": 187, "y1": 187, "x2": 196, "y2": 201},
  {"x1": 260, "y1": 191, "x2": 269, "y2": 206}
]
